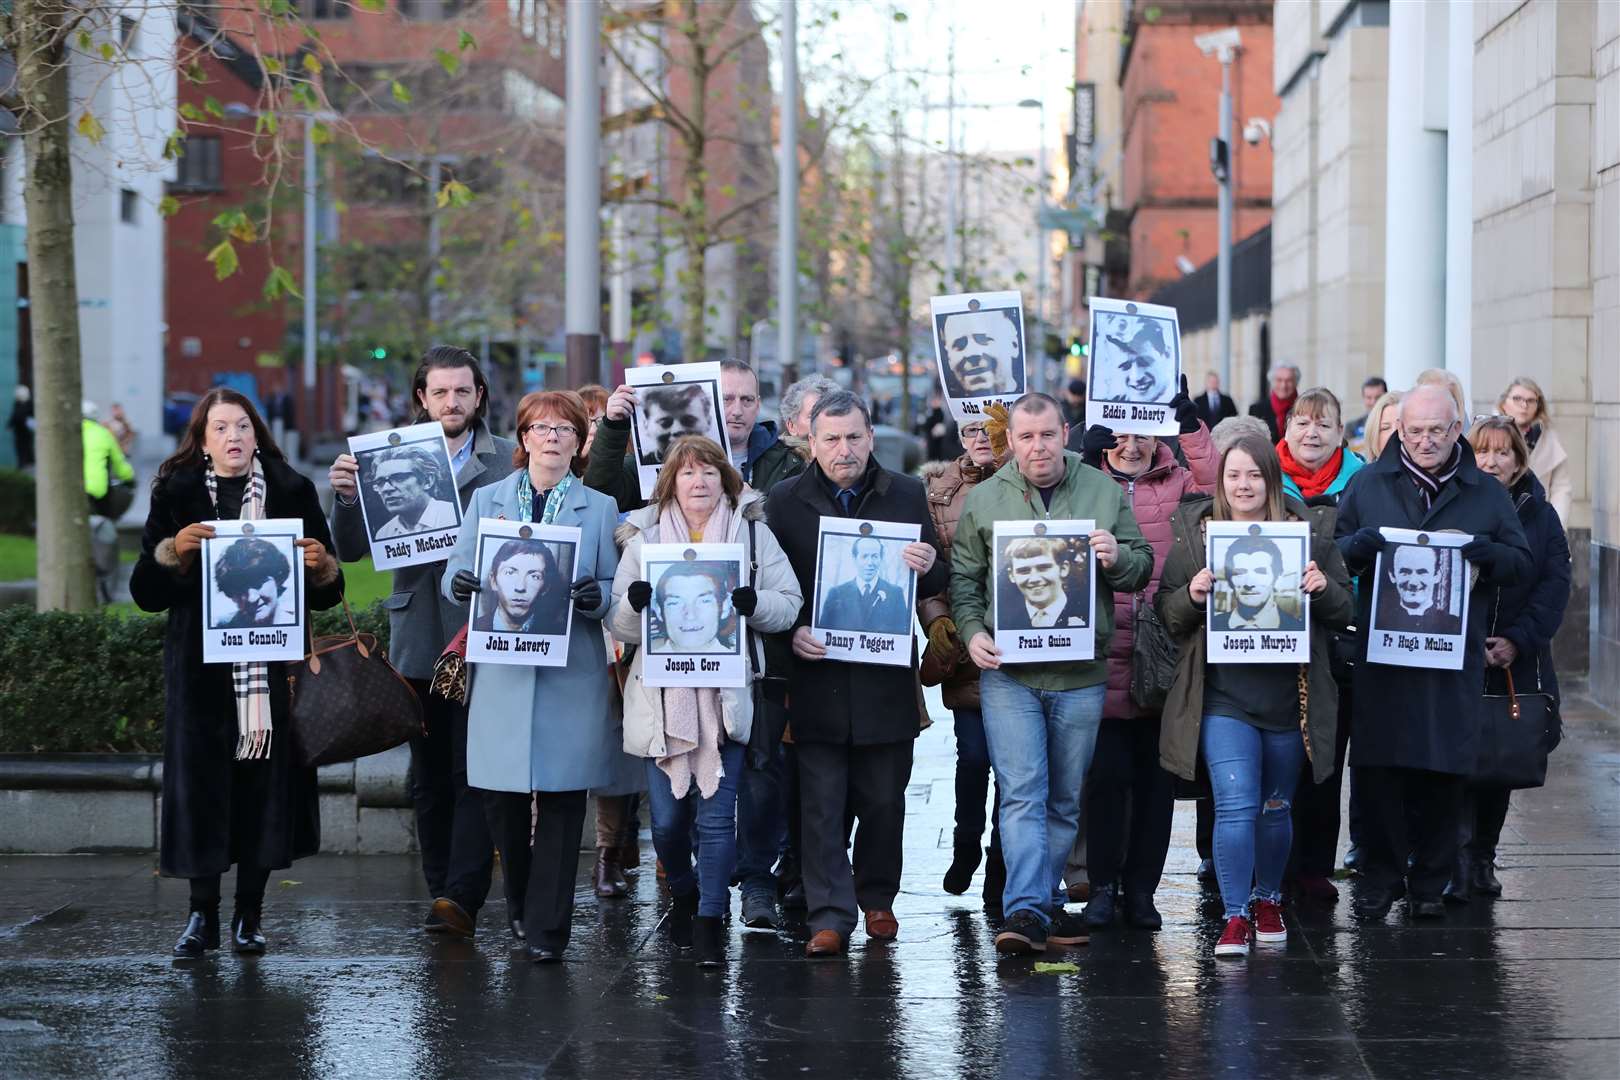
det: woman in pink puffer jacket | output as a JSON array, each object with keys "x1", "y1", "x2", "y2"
[{"x1": 1076, "y1": 399, "x2": 1216, "y2": 931}]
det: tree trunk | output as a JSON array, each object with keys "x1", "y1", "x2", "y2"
[{"x1": 17, "y1": 0, "x2": 96, "y2": 612}]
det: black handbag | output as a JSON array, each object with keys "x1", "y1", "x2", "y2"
[
  {"x1": 1473, "y1": 594, "x2": 1560, "y2": 789},
  {"x1": 742, "y1": 517, "x2": 789, "y2": 771},
  {"x1": 287, "y1": 595, "x2": 423, "y2": 768},
  {"x1": 1129, "y1": 591, "x2": 1177, "y2": 712}
]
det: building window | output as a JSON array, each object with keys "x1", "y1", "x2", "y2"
[
  {"x1": 399, "y1": 0, "x2": 467, "y2": 21},
  {"x1": 302, "y1": 0, "x2": 352, "y2": 18},
  {"x1": 120, "y1": 188, "x2": 138, "y2": 224},
  {"x1": 119, "y1": 16, "x2": 138, "y2": 52},
  {"x1": 172, "y1": 135, "x2": 224, "y2": 192}
]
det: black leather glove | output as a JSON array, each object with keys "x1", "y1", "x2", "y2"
[
  {"x1": 1079, "y1": 424, "x2": 1117, "y2": 469},
  {"x1": 1341, "y1": 527, "x2": 1384, "y2": 568},
  {"x1": 450, "y1": 569, "x2": 480, "y2": 602},
  {"x1": 731, "y1": 585, "x2": 758, "y2": 618},
  {"x1": 1460, "y1": 538, "x2": 1509, "y2": 579},
  {"x1": 1170, "y1": 374, "x2": 1199, "y2": 433},
  {"x1": 627, "y1": 580, "x2": 653, "y2": 613},
  {"x1": 570, "y1": 577, "x2": 603, "y2": 612}
]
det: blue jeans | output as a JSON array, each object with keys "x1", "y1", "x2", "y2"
[
  {"x1": 1201, "y1": 713, "x2": 1306, "y2": 920},
  {"x1": 735, "y1": 741, "x2": 787, "y2": 899},
  {"x1": 979, "y1": 670, "x2": 1104, "y2": 924},
  {"x1": 645, "y1": 739, "x2": 745, "y2": 917}
]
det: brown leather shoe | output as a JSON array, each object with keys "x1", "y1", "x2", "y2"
[
  {"x1": 593, "y1": 849, "x2": 627, "y2": 899},
  {"x1": 1066, "y1": 881, "x2": 1091, "y2": 903},
  {"x1": 804, "y1": 929, "x2": 844, "y2": 957},
  {"x1": 864, "y1": 910, "x2": 899, "y2": 941},
  {"x1": 429, "y1": 897, "x2": 474, "y2": 938}
]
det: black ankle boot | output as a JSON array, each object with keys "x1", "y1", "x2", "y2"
[
  {"x1": 668, "y1": 890, "x2": 697, "y2": 949},
  {"x1": 1082, "y1": 883, "x2": 1118, "y2": 927},
  {"x1": 943, "y1": 838, "x2": 983, "y2": 895},
  {"x1": 1471, "y1": 858, "x2": 1503, "y2": 897},
  {"x1": 981, "y1": 842, "x2": 1006, "y2": 914},
  {"x1": 231, "y1": 907, "x2": 267, "y2": 955},
  {"x1": 692, "y1": 915, "x2": 724, "y2": 967},
  {"x1": 174, "y1": 907, "x2": 220, "y2": 959}
]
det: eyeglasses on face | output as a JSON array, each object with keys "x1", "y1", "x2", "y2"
[
  {"x1": 960, "y1": 426, "x2": 991, "y2": 442},
  {"x1": 522, "y1": 422, "x2": 578, "y2": 441}
]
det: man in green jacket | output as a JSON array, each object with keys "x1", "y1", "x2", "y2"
[
  {"x1": 84, "y1": 410, "x2": 136, "y2": 518},
  {"x1": 950, "y1": 393, "x2": 1153, "y2": 956}
]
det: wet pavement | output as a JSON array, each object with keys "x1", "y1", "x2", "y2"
[{"x1": 3, "y1": 694, "x2": 1618, "y2": 1079}]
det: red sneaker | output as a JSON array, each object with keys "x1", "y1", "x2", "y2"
[
  {"x1": 1214, "y1": 916, "x2": 1252, "y2": 958},
  {"x1": 1252, "y1": 899, "x2": 1287, "y2": 943}
]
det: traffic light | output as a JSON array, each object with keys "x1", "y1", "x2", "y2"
[
  {"x1": 372, "y1": 347, "x2": 388, "y2": 360},
  {"x1": 1068, "y1": 338, "x2": 1086, "y2": 358}
]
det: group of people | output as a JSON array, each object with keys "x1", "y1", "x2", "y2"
[{"x1": 131, "y1": 342, "x2": 1572, "y2": 966}]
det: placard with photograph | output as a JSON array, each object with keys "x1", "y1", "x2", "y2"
[
  {"x1": 1366, "y1": 527, "x2": 1472, "y2": 671},
  {"x1": 991, "y1": 519, "x2": 1096, "y2": 663},
  {"x1": 1205, "y1": 520, "x2": 1311, "y2": 664},
  {"x1": 202, "y1": 518, "x2": 305, "y2": 664},
  {"x1": 929, "y1": 290, "x2": 1028, "y2": 423},
  {"x1": 809, "y1": 518, "x2": 919, "y2": 667},
  {"x1": 348, "y1": 422, "x2": 463, "y2": 571},
  {"x1": 640, "y1": 542, "x2": 747, "y2": 689},
  {"x1": 465, "y1": 519, "x2": 580, "y2": 667},
  {"x1": 1085, "y1": 296, "x2": 1181, "y2": 436},
  {"x1": 626, "y1": 362, "x2": 726, "y2": 498}
]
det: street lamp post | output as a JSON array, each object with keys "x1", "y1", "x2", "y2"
[{"x1": 1196, "y1": 27, "x2": 1241, "y2": 395}]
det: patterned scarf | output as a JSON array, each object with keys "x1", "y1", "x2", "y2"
[
  {"x1": 205, "y1": 454, "x2": 273, "y2": 761},
  {"x1": 654, "y1": 496, "x2": 735, "y2": 799},
  {"x1": 1398, "y1": 439, "x2": 1461, "y2": 511},
  {"x1": 516, "y1": 469, "x2": 574, "y2": 524}
]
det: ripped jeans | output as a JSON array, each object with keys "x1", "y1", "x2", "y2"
[{"x1": 1200, "y1": 713, "x2": 1307, "y2": 920}]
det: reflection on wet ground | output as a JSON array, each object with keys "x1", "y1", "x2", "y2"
[{"x1": 2, "y1": 696, "x2": 1617, "y2": 1079}]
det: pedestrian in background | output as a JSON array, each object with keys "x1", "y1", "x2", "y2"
[
  {"x1": 1346, "y1": 377, "x2": 1388, "y2": 459},
  {"x1": 7, "y1": 384, "x2": 33, "y2": 469},
  {"x1": 443, "y1": 389, "x2": 623, "y2": 963},
  {"x1": 1449, "y1": 416, "x2": 1570, "y2": 903},
  {"x1": 1496, "y1": 376, "x2": 1571, "y2": 526},
  {"x1": 1195, "y1": 370, "x2": 1238, "y2": 429},
  {"x1": 1248, "y1": 364, "x2": 1299, "y2": 443},
  {"x1": 131, "y1": 388, "x2": 343, "y2": 959},
  {"x1": 1156, "y1": 433, "x2": 1353, "y2": 957},
  {"x1": 1363, "y1": 391, "x2": 1403, "y2": 463},
  {"x1": 609, "y1": 435, "x2": 802, "y2": 966}
]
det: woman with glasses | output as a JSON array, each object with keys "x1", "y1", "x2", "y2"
[
  {"x1": 1496, "y1": 376, "x2": 1571, "y2": 526},
  {"x1": 919, "y1": 416, "x2": 1009, "y2": 908},
  {"x1": 442, "y1": 389, "x2": 630, "y2": 962}
]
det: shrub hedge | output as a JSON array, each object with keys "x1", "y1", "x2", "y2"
[
  {"x1": 0, "y1": 602, "x2": 392, "y2": 753},
  {"x1": 0, "y1": 469, "x2": 35, "y2": 535}
]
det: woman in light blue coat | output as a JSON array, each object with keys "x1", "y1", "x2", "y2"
[{"x1": 443, "y1": 389, "x2": 624, "y2": 963}]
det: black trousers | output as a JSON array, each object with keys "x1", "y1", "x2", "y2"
[
  {"x1": 189, "y1": 866, "x2": 271, "y2": 910},
  {"x1": 796, "y1": 739, "x2": 914, "y2": 939},
  {"x1": 1353, "y1": 765, "x2": 1464, "y2": 901},
  {"x1": 407, "y1": 679, "x2": 495, "y2": 912},
  {"x1": 1086, "y1": 716, "x2": 1175, "y2": 897},
  {"x1": 1288, "y1": 681, "x2": 1355, "y2": 879},
  {"x1": 483, "y1": 788, "x2": 587, "y2": 952},
  {"x1": 1460, "y1": 785, "x2": 1513, "y2": 861}
]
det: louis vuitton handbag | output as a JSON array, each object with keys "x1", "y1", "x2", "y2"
[{"x1": 288, "y1": 595, "x2": 423, "y2": 768}]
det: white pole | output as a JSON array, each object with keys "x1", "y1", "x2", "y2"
[
  {"x1": 565, "y1": 0, "x2": 602, "y2": 384},
  {"x1": 1444, "y1": 0, "x2": 1473, "y2": 410},
  {"x1": 1035, "y1": 104, "x2": 1047, "y2": 394},
  {"x1": 944, "y1": 23, "x2": 957, "y2": 290},
  {"x1": 1217, "y1": 56, "x2": 1233, "y2": 393},
  {"x1": 778, "y1": 0, "x2": 799, "y2": 381}
]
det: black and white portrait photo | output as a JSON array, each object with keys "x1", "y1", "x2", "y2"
[
  {"x1": 1365, "y1": 528, "x2": 1471, "y2": 671},
  {"x1": 466, "y1": 520, "x2": 580, "y2": 667},
  {"x1": 991, "y1": 520, "x2": 1096, "y2": 663},
  {"x1": 809, "y1": 519, "x2": 919, "y2": 666},
  {"x1": 625, "y1": 362, "x2": 726, "y2": 497},
  {"x1": 201, "y1": 518, "x2": 306, "y2": 664},
  {"x1": 929, "y1": 291, "x2": 1028, "y2": 422},
  {"x1": 1085, "y1": 296, "x2": 1182, "y2": 436},
  {"x1": 348, "y1": 423, "x2": 463, "y2": 570},
  {"x1": 641, "y1": 543, "x2": 748, "y2": 689},
  {"x1": 1205, "y1": 521, "x2": 1310, "y2": 664}
]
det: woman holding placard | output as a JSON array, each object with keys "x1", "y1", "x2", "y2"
[
  {"x1": 1156, "y1": 434, "x2": 1354, "y2": 958},
  {"x1": 607, "y1": 435, "x2": 802, "y2": 967},
  {"x1": 130, "y1": 389, "x2": 343, "y2": 959},
  {"x1": 443, "y1": 389, "x2": 623, "y2": 963}
]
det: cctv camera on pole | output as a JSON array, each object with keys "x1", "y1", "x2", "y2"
[{"x1": 1196, "y1": 26, "x2": 1241, "y2": 395}]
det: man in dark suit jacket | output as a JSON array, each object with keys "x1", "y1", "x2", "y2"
[
  {"x1": 1195, "y1": 370, "x2": 1238, "y2": 429},
  {"x1": 329, "y1": 346, "x2": 517, "y2": 937},
  {"x1": 819, "y1": 536, "x2": 911, "y2": 633}
]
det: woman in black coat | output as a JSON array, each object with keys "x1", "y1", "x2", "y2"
[
  {"x1": 1450, "y1": 417, "x2": 1571, "y2": 901},
  {"x1": 130, "y1": 389, "x2": 343, "y2": 958}
]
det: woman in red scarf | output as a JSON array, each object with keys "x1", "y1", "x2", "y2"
[{"x1": 1248, "y1": 365, "x2": 1299, "y2": 442}]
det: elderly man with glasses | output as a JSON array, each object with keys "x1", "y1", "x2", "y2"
[{"x1": 1335, "y1": 383, "x2": 1532, "y2": 922}]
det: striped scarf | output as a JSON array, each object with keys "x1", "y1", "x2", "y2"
[
  {"x1": 206, "y1": 455, "x2": 273, "y2": 761},
  {"x1": 1398, "y1": 439, "x2": 1461, "y2": 511}
]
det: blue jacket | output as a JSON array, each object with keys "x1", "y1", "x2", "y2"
[
  {"x1": 1281, "y1": 446, "x2": 1364, "y2": 502},
  {"x1": 1484, "y1": 472, "x2": 1570, "y2": 703}
]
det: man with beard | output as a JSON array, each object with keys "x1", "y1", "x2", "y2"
[
  {"x1": 328, "y1": 345, "x2": 517, "y2": 940},
  {"x1": 215, "y1": 538, "x2": 296, "y2": 627},
  {"x1": 819, "y1": 534, "x2": 911, "y2": 634},
  {"x1": 996, "y1": 536, "x2": 1088, "y2": 630},
  {"x1": 370, "y1": 445, "x2": 457, "y2": 539},
  {"x1": 474, "y1": 539, "x2": 568, "y2": 635},
  {"x1": 1211, "y1": 535, "x2": 1302, "y2": 631},
  {"x1": 938, "y1": 307, "x2": 1025, "y2": 398},
  {"x1": 1375, "y1": 542, "x2": 1459, "y2": 634}
]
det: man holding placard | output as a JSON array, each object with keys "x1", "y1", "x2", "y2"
[
  {"x1": 950, "y1": 393, "x2": 1153, "y2": 956},
  {"x1": 1335, "y1": 384, "x2": 1531, "y2": 921},
  {"x1": 766, "y1": 389, "x2": 947, "y2": 957},
  {"x1": 328, "y1": 346, "x2": 516, "y2": 939}
]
